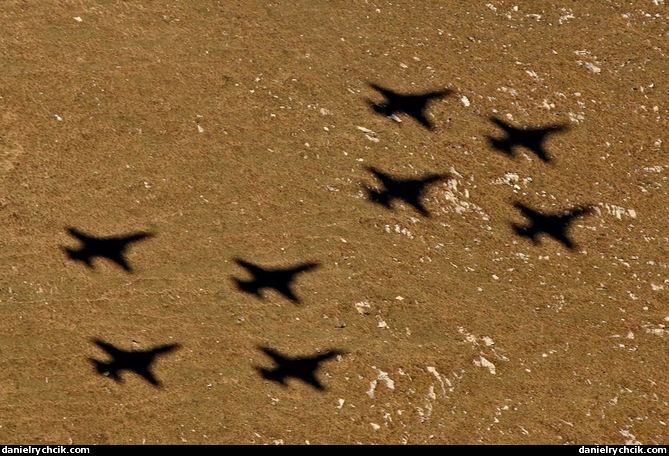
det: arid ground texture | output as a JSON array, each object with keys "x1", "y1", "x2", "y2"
[{"x1": 0, "y1": 0, "x2": 667, "y2": 444}]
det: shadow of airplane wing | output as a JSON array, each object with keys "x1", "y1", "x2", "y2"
[
  {"x1": 92, "y1": 339, "x2": 123, "y2": 357},
  {"x1": 258, "y1": 346, "x2": 286, "y2": 364}
]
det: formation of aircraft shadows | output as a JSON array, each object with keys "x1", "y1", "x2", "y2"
[
  {"x1": 364, "y1": 166, "x2": 448, "y2": 217},
  {"x1": 232, "y1": 258, "x2": 320, "y2": 304},
  {"x1": 67, "y1": 81, "x2": 594, "y2": 391},
  {"x1": 367, "y1": 82, "x2": 452, "y2": 130},
  {"x1": 63, "y1": 227, "x2": 155, "y2": 273},
  {"x1": 255, "y1": 346, "x2": 347, "y2": 391},
  {"x1": 512, "y1": 202, "x2": 593, "y2": 250},
  {"x1": 89, "y1": 339, "x2": 180, "y2": 387},
  {"x1": 487, "y1": 116, "x2": 568, "y2": 163}
]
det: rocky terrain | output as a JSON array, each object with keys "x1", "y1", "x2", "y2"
[{"x1": 0, "y1": 0, "x2": 666, "y2": 444}]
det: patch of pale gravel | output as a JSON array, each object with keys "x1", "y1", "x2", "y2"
[
  {"x1": 459, "y1": 327, "x2": 509, "y2": 376},
  {"x1": 383, "y1": 223, "x2": 415, "y2": 239},
  {"x1": 643, "y1": 322, "x2": 668, "y2": 337},
  {"x1": 354, "y1": 300, "x2": 371, "y2": 315},
  {"x1": 474, "y1": 356, "x2": 497, "y2": 375},
  {"x1": 558, "y1": 8, "x2": 575, "y2": 25},
  {"x1": 642, "y1": 165, "x2": 664, "y2": 173},
  {"x1": 595, "y1": 203, "x2": 637, "y2": 220},
  {"x1": 427, "y1": 366, "x2": 453, "y2": 395},
  {"x1": 438, "y1": 168, "x2": 490, "y2": 221},
  {"x1": 490, "y1": 172, "x2": 533, "y2": 191},
  {"x1": 366, "y1": 367, "x2": 395, "y2": 399},
  {"x1": 356, "y1": 126, "x2": 379, "y2": 143},
  {"x1": 620, "y1": 428, "x2": 642, "y2": 445}
]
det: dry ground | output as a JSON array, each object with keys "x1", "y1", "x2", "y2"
[{"x1": 0, "y1": 0, "x2": 667, "y2": 444}]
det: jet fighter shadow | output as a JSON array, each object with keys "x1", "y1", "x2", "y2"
[
  {"x1": 512, "y1": 202, "x2": 594, "y2": 250},
  {"x1": 365, "y1": 82, "x2": 453, "y2": 130},
  {"x1": 255, "y1": 346, "x2": 347, "y2": 391},
  {"x1": 232, "y1": 258, "x2": 320, "y2": 304},
  {"x1": 363, "y1": 166, "x2": 448, "y2": 217},
  {"x1": 487, "y1": 116, "x2": 568, "y2": 163},
  {"x1": 62, "y1": 227, "x2": 155, "y2": 273},
  {"x1": 88, "y1": 338, "x2": 180, "y2": 388}
]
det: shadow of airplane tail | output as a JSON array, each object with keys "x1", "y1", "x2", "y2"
[
  {"x1": 89, "y1": 358, "x2": 121, "y2": 382},
  {"x1": 365, "y1": 186, "x2": 392, "y2": 208},
  {"x1": 512, "y1": 224, "x2": 537, "y2": 243},
  {"x1": 369, "y1": 102, "x2": 391, "y2": 116},
  {"x1": 487, "y1": 136, "x2": 513, "y2": 156},
  {"x1": 63, "y1": 247, "x2": 93, "y2": 268},
  {"x1": 257, "y1": 366, "x2": 287, "y2": 386},
  {"x1": 232, "y1": 277, "x2": 262, "y2": 297}
]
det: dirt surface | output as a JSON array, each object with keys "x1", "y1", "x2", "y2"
[{"x1": 0, "y1": 0, "x2": 667, "y2": 445}]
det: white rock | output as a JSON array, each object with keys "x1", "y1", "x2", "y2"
[
  {"x1": 584, "y1": 62, "x2": 601, "y2": 73},
  {"x1": 474, "y1": 356, "x2": 496, "y2": 375},
  {"x1": 356, "y1": 126, "x2": 379, "y2": 142},
  {"x1": 354, "y1": 301, "x2": 371, "y2": 314}
]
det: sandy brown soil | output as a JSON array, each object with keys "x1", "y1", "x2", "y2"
[{"x1": 0, "y1": 0, "x2": 667, "y2": 444}]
